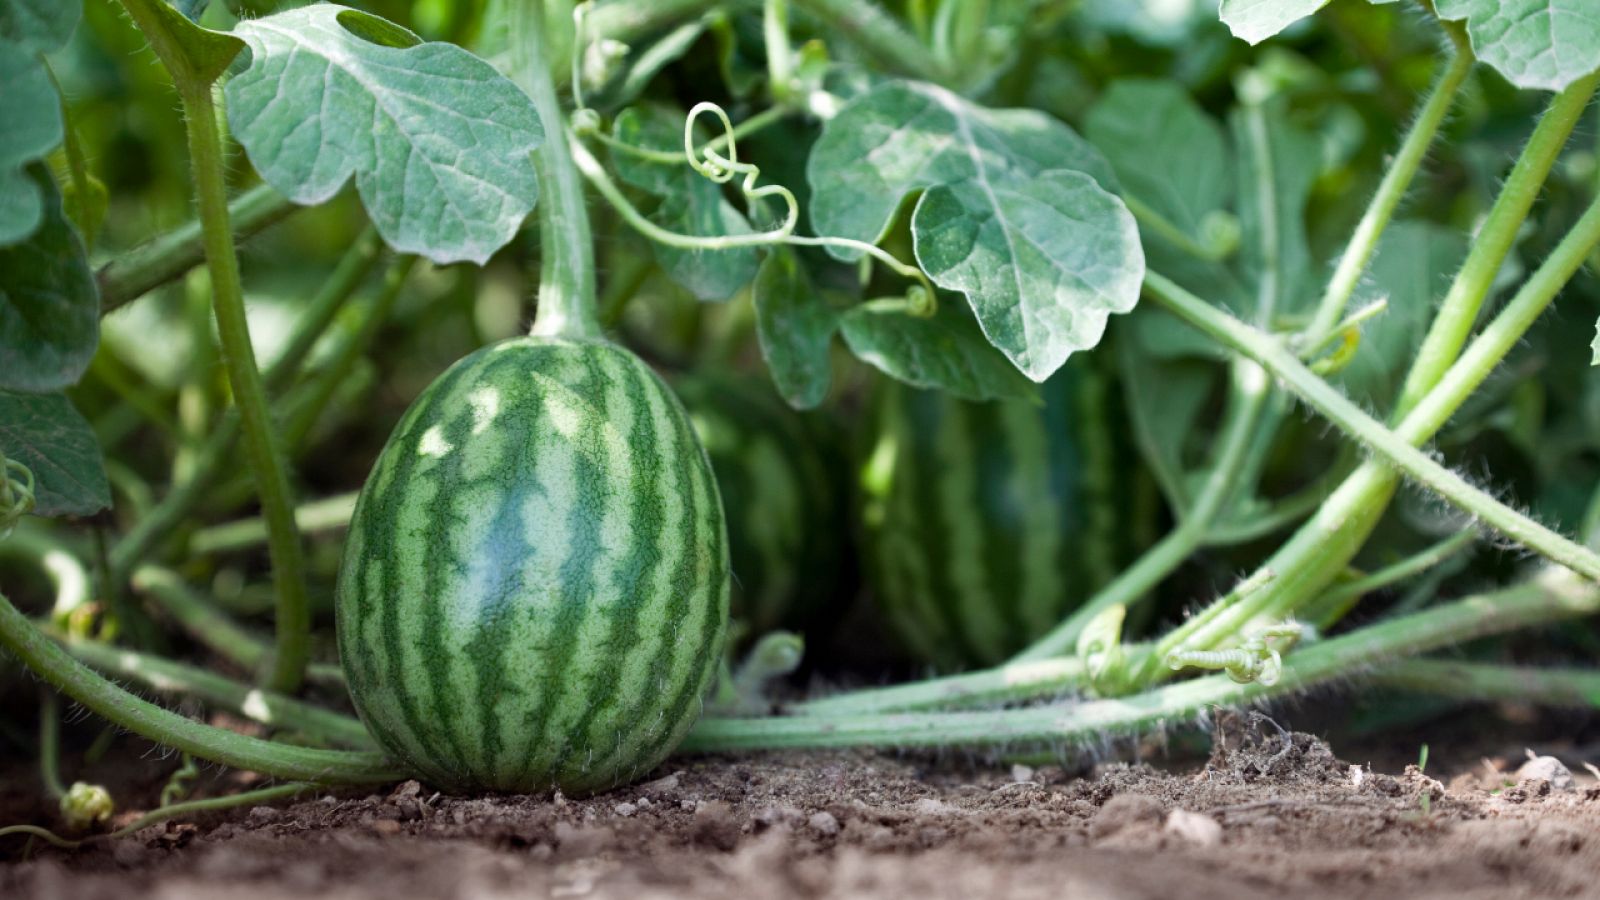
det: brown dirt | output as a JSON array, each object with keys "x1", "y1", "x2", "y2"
[{"x1": 4, "y1": 715, "x2": 1600, "y2": 900}]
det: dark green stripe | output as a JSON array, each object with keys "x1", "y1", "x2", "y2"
[{"x1": 511, "y1": 350, "x2": 609, "y2": 787}]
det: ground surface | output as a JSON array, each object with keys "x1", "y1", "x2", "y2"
[{"x1": 4, "y1": 714, "x2": 1600, "y2": 900}]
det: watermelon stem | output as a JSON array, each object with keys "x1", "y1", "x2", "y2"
[
  {"x1": 511, "y1": 1, "x2": 603, "y2": 341},
  {"x1": 0, "y1": 589, "x2": 401, "y2": 783},
  {"x1": 682, "y1": 568, "x2": 1600, "y2": 753}
]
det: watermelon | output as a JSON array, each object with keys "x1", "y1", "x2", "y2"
[
  {"x1": 859, "y1": 362, "x2": 1124, "y2": 669},
  {"x1": 335, "y1": 337, "x2": 729, "y2": 795},
  {"x1": 674, "y1": 373, "x2": 846, "y2": 638}
]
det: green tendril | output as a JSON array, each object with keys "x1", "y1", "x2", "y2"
[{"x1": 1, "y1": 455, "x2": 38, "y2": 538}]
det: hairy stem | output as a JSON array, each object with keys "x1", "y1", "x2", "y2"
[
  {"x1": 789, "y1": 0, "x2": 949, "y2": 82},
  {"x1": 97, "y1": 185, "x2": 297, "y2": 315},
  {"x1": 59, "y1": 635, "x2": 375, "y2": 749},
  {"x1": 686, "y1": 570, "x2": 1600, "y2": 752},
  {"x1": 0, "y1": 590, "x2": 399, "y2": 783},
  {"x1": 1302, "y1": 46, "x2": 1474, "y2": 344},
  {"x1": 177, "y1": 82, "x2": 312, "y2": 694},
  {"x1": 514, "y1": 2, "x2": 601, "y2": 340},
  {"x1": 1373, "y1": 658, "x2": 1600, "y2": 708},
  {"x1": 1394, "y1": 72, "x2": 1600, "y2": 416}
]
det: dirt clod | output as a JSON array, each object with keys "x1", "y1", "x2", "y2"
[{"x1": 5, "y1": 730, "x2": 1600, "y2": 899}]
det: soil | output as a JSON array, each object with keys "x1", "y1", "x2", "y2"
[{"x1": 5, "y1": 712, "x2": 1600, "y2": 900}]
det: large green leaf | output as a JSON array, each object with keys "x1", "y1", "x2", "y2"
[
  {"x1": 912, "y1": 169, "x2": 1144, "y2": 382},
  {"x1": 810, "y1": 81, "x2": 1142, "y2": 382},
  {"x1": 610, "y1": 105, "x2": 760, "y2": 301},
  {"x1": 0, "y1": 390, "x2": 109, "y2": 518},
  {"x1": 752, "y1": 250, "x2": 835, "y2": 410},
  {"x1": 808, "y1": 80, "x2": 1116, "y2": 256},
  {"x1": 225, "y1": 4, "x2": 542, "y2": 265},
  {"x1": 1218, "y1": 0, "x2": 1402, "y2": 44},
  {"x1": 1435, "y1": 0, "x2": 1600, "y2": 92},
  {"x1": 0, "y1": 0, "x2": 80, "y2": 245},
  {"x1": 839, "y1": 303, "x2": 1037, "y2": 403},
  {"x1": 0, "y1": 166, "x2": 99, "y2": 393}
]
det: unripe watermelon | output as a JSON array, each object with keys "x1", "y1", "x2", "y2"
[
  {"x1": 859, "y1": 362, "x2": 1123, "y2": 669},
  {"x1": 335, "y1": 337, "x2": 729, "y2": 795},
  {"x1": 674, "y1": 373, "x2": 846, "y2": 638}
]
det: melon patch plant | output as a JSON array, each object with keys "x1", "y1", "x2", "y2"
[{"x1": 3, "y1": 0, "x2": 1600, "y2": 840}]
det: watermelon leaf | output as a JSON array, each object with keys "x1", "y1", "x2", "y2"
[
  {"x1": 0, "y1": 389, "x2": 110, "y2": 518},
  {"x1": 752, "y1": 250, "x2": 835, "y2": 410},
  {"x1": 1218, "y1": 0, "x2": 1403, "y2": 45},
  {"x1": 809, "y1": 80, "x2": 1142, "y2": 383},
  {"x1": 0, "y1": 166, "x2": 99, "y2": 393},
  {"x1": 839, "y1": 303, "x2": 1037, "y2": 403},
  {"x1": 224, "y1": 4, "x2": 542, "y2": 265},
  {"x1": 1435, "y1": 0, "x2": 1600, "y2": 92},
  {"x1": 0, "y1": 0, "x2": 80, "y2": 246}
]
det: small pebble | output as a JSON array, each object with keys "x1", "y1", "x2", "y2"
[
  {"x1": 614, "y1": 802, "x2": 637, "y2": 817},
  {"x1": 808, "y1": 811, "x2": 841, "y2": 836},
  {"x1": 1165, "y1": 809, "x2": 1223, "y2": 847},
  {"x1": 1515, "y1": 751, "x2": 1575, "y2": 791},
  {"x1": 1011, "y1": 764, "x2": 1036, "y2": 783}
]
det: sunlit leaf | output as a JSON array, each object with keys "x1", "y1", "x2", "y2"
[
  {"x1": 808, "y1": 80, "x2": 1116, "y2": 256},
  {"x1": 913, "y1": 169, "x2": 1144, "y2": 382},
  {"x1": 839, "y1": 303, "x2": 1037, "y2": 403},
  {"x1": 752, "y1": 250, "x2": 835, "y2": 409},
  {"x1": 0, "y1": 389, "x2": 109, "y2": 517},
  {"x1": 1435, "y1": 0, "x2": 1600, "y2": 92},
  {"x1": 1218, "y1": 0, "x2": 1403, "y2": 44},
  {"x1": 225, "y1": 4, "x2": 542, "y2": 265},
  {"x1": 0, "y1": 166, "x2": 98, "y2": 393}
]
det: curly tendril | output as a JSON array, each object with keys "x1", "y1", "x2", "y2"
[{"x1": 1, "y1": 453, "x2": 37, "y2": 538}]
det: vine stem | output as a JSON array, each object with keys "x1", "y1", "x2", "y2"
[
  {"x1": 0, "y1": 590, "x2": 399, "y2": 783},
  {"x1": 1304, "y1": 527, "x2": 1479, "y2": 629},
  {"x1": 175, "y1": 80, "x2": 313, "y2": 695},
  {"x1": 1012, "y1": 363, "x2": 1270, "y2": 661},
  {"x1": 1300, "y1": 45, "x2": 1475, "y2": 346},
  {"x1": 0, "y1": 783, "x2": 319, "y2": 850},
  {"x1": 789, "y1": 0, "x2": 950, "y2": 83},
  {"x1": 514, "y1": 2, "x2": 601, "y2": 340},
  {"x1": 107, "y1": 230, "x2": 382, "y2": 585},
  {"x1": 96, "y1": 184, "x2": 296, "y2": 314},
  {"x1": 1394, "y1": 71, "x2": 1600, "y2": 416},
  {"x1": 1373, "y1": 659, "x2": 1600, "y2": 708},
  {"x1": 1143, "y1": 210, "x2": 1600, "y2": 584},
  {"x1": 58, "y1": 635, "x2": 375, "y2": 749},
  {"x1": 683, "y1": 568, "x2": 1600, "y2": 752}
]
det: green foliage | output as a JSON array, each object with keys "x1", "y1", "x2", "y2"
[
  {"x1": 751, "y1": 249, "x2": 835, "y2": 409},
  {"x1": 0, "y1": 166, "x2": 98, "y2": 393},
  {"x1": 225, "y1": 4, "x2": 543, "y2": 264},
  {"x1": 0, "y1": 390, "x2": 109, "y2": 518},
  {"x1": 1435, "y1": 0, "x2": 1600, "y2": 91},
  {"x1": 609, "y1": 105, "x2": 760, "y2": 300},
  {"x1": 808, "y1": 80, "x2": 1142, "y2": 381},
  {"x1": 0, "y1": 0, "x2": 78, "y2": 245},
  {"x1": 840, "y1": 303, "x2": 1037, "y2": 403}
]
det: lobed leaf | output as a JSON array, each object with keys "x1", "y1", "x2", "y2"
[
  {"x1": 807, "y1": 80, "x2": 1116, "y2": 257},
  {"x1": 839, "y1": 303, "x2": 1037, "y2": 403},
  {"x1": 1435, "y1": 0, "x2": 1600, "y2": 92},
  {"x1": 225, "y1": 4, "x2": 542, "y2": 265},
  {"x1": 0, "y1": 166, "x2": 99, "y2": 393},
  {"x1": 1218, "y1": 0, "x2": 1403, "y2": 44},
  {"x1": 752, "y1": 250, "x2": 836, "y2": 409},
  {"x1": 912, "y1": 169, "x2": 1144, "y2": 382},
  {"x1": 0, "y1": 389, "x2": 110, "y2": 518}
]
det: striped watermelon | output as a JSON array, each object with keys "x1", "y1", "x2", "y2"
[
  {"x1": 334, "y1": 337, "x2": 729, "y2": 795},
  {"x1": 674, "y1": 373, "x2": 846, "y2": 638},
  {"x1": 859, "y1": 361, "x2": 1123, "y2": 669}
]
